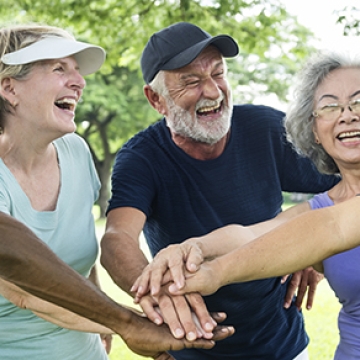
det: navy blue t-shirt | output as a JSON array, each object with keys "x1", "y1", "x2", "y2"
[{"x1": 108, "y1": 104, "x2": 338, "y2": 359}]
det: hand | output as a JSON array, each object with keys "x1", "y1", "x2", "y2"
[
  {"x1": 138, "y1": 287, "x2": 219, "y2": 340},
  {"x1": 168, "y1": 259, "x2": 223, "y2": 297},
  {"x1": 121, "y1": 307, "x2": 235, "y2": 358},
  {"x1": 282, "y1": 267, "x2": 324, "y2": 310},
  {"x1": 132, "y1": 241, "x2": 204, "y2": 302}
]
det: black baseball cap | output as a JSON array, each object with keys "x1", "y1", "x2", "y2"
[{"x1": 141, "y1": 22, "x2": 239, "y2": 84}]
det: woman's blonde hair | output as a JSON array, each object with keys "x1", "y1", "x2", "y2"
[{"x1": 0, "y1": 24, "x2": 73, "y2": 126}]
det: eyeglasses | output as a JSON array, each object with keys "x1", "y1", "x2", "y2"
[{"x1": 312, "y1": 98, "x2": 360, "y2": 121}]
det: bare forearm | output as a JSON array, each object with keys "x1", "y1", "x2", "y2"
[
  {"x1": 217, "y1": 202, "x2": 357, "y2": 286},
  {"x1": 189, "y1": 203, "x2": 311, "y2": 260},
  {"x1": 0, "y1": 212, "x2": 132, "y2": 335},
  {"x1": 100, "y1": 232, "x2": 149, "y2": 295},
  {"x1": 0, "y1": 278, "x2": 113, "y2": 334},
  {"x1": 189, "y1": 225, "x2": 257, "y2": 259}
]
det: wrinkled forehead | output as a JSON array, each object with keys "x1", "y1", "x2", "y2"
[{"x1": 315, "y1": 67, "x2": 360, "y2": 103}]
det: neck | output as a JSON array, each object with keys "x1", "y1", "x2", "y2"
[
  {"x1": 171, "y1": 131, "x2": 230, "y2": 160},
  {"x1": 328, "y1": 169, "x2": 360, "y2": 203},
  {"x1": 0, "y1": 133, "x2": 56, "y2": 175}
]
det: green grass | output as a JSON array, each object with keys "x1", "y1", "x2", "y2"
[{"x1": 95, "y1": 194, "x2": 342, "y2": 359}]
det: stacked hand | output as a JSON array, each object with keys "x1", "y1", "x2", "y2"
[
  {"x1": 131, "y1": 241, "x2": 229, "y2": 345},
  {"x1": 122, "y1": 306, "x2": 234, "y2": 360}
]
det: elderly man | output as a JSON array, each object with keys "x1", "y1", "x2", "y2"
[{"x1": 101, "y1": 22, "x2": 338, "y2": 359}]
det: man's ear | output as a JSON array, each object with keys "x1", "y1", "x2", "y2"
[
  {"x1": 0, "y1": 77, "x2": 17, "y2": 106},
  {"x1": 143, "y1": 85, "x2": 167, "y2": 115}
]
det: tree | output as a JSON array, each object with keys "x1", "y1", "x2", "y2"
[
  {"x1": 336, "y1": 5, "x2": 360, "y2": 35},
  {"x1": 0, "y1": 0, "x2": 316, "y2": 217}
]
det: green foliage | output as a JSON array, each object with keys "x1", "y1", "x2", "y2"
[
  {"x1": 335, "y1": 5, "x2": 360, "y2": 35},
  {"x1": 0, "y1": 0, "x2": 321, "y2": 215}
]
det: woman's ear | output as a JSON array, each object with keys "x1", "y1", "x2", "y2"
[
  {"x1": 312, "y1": 126, "x2": 320, "y2": 144},
  {"x1": 0, "y1": 77, "x2": 17, "y2": 107},
  {"x1": 143, "y1": 85, "x2": 167, "y2": 116}
]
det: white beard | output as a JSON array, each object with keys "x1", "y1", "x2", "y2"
[{"x1": 164, "y1": 91, "x2": 233, "y2": 145}]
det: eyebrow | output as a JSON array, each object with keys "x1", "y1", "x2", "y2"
[
  {"x1": 179, "y1": 60, "x2": 224, "y2": 81},
  {"x1": 318, "y1": 90, "x2": 360, "y2": 102}
]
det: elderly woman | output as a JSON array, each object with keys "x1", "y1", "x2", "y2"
[{"x1": 133, "y1": 50, "x2": 360, "y2": 360}]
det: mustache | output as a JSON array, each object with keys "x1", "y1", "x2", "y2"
[{"x1": 195, "y1": 94, "x2": 224, "y2": 111}]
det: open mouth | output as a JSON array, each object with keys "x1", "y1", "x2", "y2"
[
  {"x1": 54, "y1": 98, "x2": 76, "y2": 112},
  {"x1": 196, "y1": 101, "x2": 222, "y2": 116},
  {"x1": 337, "y1": 131, "x2": 360, "y2": 143}
]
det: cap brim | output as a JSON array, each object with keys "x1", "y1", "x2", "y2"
[
  {"x1": 162, "y1": 35, "x2": 238, "y2": 71},
  {"x1": 1, "y1": 36, "x2": 106, "y2": 76}
]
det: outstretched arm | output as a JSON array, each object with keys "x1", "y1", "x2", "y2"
[
  {"x1": 132, "y1": 202, "x2": 310, "y2": 299},
  {"x1": 0, "y1": 212, "x2": 234, "y2": 358},
  {"x1": 169, "y1": 197, "x2": 360, "y2": 296},
  {"x1": 0, "y1": 277, "x2": 113, "y2": 333}
]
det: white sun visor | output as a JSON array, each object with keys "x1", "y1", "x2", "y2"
[{"x1": 1, "y1": 36, "x2": 106, "y2": 76}]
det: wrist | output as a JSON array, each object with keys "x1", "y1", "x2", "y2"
[
  {"x1": 105, "y1": 304, "x2": 134, "y2": 336},
  {"x1": 210, "y1": 257, "x2": 227, "y2": 290}
]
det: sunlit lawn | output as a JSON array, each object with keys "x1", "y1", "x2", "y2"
[{"x1": 94, "y1": 194, "x2": 342, "y2": 359}]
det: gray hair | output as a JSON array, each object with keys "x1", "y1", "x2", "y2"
[
  {"x1": 149, "y1": 70, "x2": 168, "y2": 96},
  {"x1": 285, "y1": 50, "x2": 360, "y2": 175}
]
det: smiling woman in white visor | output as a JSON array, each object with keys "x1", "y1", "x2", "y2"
[{"x1": 0, "y1": 24, "x2": 113, "y2": 360}]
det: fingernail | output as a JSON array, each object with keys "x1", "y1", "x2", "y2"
[
  {"x1": 186, "y1": 332, "x2": 196, "y2": 341},
  {"x1": 154, "y1": 318, "x2": 162, "y2": 325},
  {"x1": 205, "y1": 322, "x2": 214, "y2": 331},
  {"x1": 175, "y1": 328, "x2": 184, "y2": 338},
  {"x1": 169, "y1": 284, "x2": 177, "y2": 292},
  {"x1": 284, "y1": 302, "x2": 290, "y2": 309},
  {"x1": 189, "y1": 263, "x2": 197, "y2": 271}
]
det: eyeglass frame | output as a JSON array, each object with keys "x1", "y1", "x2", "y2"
[{"x1": 312, "y1": 98, "x2": 360, "y2": 120}]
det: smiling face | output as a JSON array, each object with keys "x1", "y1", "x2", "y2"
[
  {"x1": 313, "y1": 67, "x2": 360, "y2": 169},
  {"x1": 7, "y1": 56, "x2": 85, "y2": 140},
  {"x1": 160, "y1": 46, "x2": 232, "y2": 144}
]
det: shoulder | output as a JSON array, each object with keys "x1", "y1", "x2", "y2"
[
  {"x1": 230, "y1": 104, "x2": 286, "y2": 142},
  {"x1": 124, "y1": 120, "x2": 165, "y2": 148},
  {"x1": 54, "y1": 133, "x2": 91, "y2": 160},
  {"x1": 55, "y1": 133, "x2": 88, "y2": 150},
  {"x1": 232, "y1": 104, "x2": 285, "y2": 118},
  {"x1": 232, "y1": 104, "x2": 285, "y2": 131},
  {"x1": 119, "y1": 120, "x2": 168, "y2": 165},
  {"x1": 308, "y1": 192, "x2": 333, "y2": 209}
]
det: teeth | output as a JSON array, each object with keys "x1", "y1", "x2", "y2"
[
  {"x1": 338, "y1": 131, "x2": 360, "y2": 139},
  {"x1": 55, "y1": 98, "x2": 76, "y2": 105},
  {"x1": 197, "y1": 103, "x2": 221, "y2": 113}
]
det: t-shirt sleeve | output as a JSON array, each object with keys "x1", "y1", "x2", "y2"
[
  {"x1": 107, "y1": 148, "x2": 157, "y2": 217},
  {"x1": 0, "y1": 191, "x2": 10, "y2": 215},
  {"x1": 308, "y1": 192, "x2": 334, "y2": 209}
]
